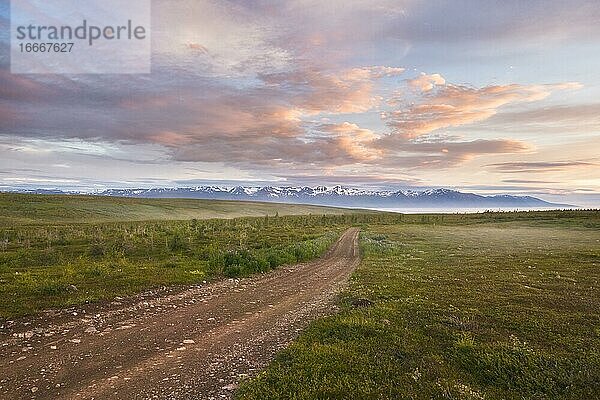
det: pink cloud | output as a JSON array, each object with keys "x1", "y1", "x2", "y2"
[
  {"x1": 319, "y1": 122, "x2": 383, "y2": 162},
  {"x1": 261, "y1": 66, "x2": 404, "y2": 115},
  {"x1": 385, "y1": 81, "x2": 582, "y2": 138},
  {"x1": 408, "y1": 73, "x2": 446, "y2": 92},
  {"x1": 148, "y1": 131, "x2": 194, "y2": 146},
  {"x1": 186, "y1": 42, "x2": 209, "y2": 55},
  {"x1": 0, "y1": 70, "x2": 57, "y2": 102}
]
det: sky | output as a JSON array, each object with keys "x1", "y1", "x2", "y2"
[{"x1": 0, "y1": 0, "x2": 599, "y2": 206}]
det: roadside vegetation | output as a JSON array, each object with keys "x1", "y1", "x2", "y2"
[
  {"x1": 0, "y1": 199, "x2": 595, "y2": 320},
  {"x1": 237, "y1": 210, "x2": 600, "y2": 399},
  {"x1": 0, "y1": 212, "x2": 384, "y2": 318}
]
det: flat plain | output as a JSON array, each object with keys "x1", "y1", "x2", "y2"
[
  {"x1": 0, "y1": 193, "x2": 371, "y2": 318},
  {"x1": 0, "y1": 194, "x2": 598, "y2": 399},
  {"x1": 238, "y1": 210, "x2": 600, "y2": 399},
  {"x1": 0, "y1": 193, "x2": 362, "y2": 225}
]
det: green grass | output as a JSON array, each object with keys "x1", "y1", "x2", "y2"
[
  {"x1": 0, "y1": 193, "x2": 365, "y2": 225},
  {"x1": 0, "y1": 212, "x2": 389, "y2": 318},
  {"x1": 0, "y1": 193, "x2": 396, "y2": 318},
  {"x1": 2, "y1": 195, "x2": 599, "y2": 398},
  {"x1": 237, "y1": 210, "x2": 600, "y2": 400}
]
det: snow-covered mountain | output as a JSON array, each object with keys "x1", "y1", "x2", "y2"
[
  {"x1": 79, "y1": 186, "x2": 568, "y2": 209},
  {"x1": 6, "y1": 186, "x2": 571, "y2": 208}
]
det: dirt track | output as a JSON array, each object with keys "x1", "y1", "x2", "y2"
[{"x1": 0, "y1": 228, "x2": 361, "y2": 400}]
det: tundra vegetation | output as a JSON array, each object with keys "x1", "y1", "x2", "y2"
[
  {"x1": 1, "y1": 193, "x2": 598, "y2": 398},
  {"x1": 0, "y1": 193, "x2": 381, "y2": 317},
  {"x1": 237, "y1": 210, "x2": 600, "y2": 400}
]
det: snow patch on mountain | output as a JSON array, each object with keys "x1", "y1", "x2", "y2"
[{"x1": 4, "y1": 185, "x2": 572, "y2": 209}]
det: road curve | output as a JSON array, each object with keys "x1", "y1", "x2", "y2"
[{"x1": 0, "y1": 227, "x2": 361, "y2": 399}]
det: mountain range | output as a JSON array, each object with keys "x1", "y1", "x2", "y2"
[{"x1": 8, "y1": 186, "x2": 572, "y2": 209}]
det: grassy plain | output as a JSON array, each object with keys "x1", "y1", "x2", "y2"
[
  {"x1": 237, "y1": 210, "x2": 600, "y2": 399},
  {"x1": 0, "y1": 193, "x2": 360, "y2": 225},
  {"x1": 0, "y1": 193, "x2": 375, "y2": 318},
  {"x1": 2, "y1": 194, "x2": 599, "y2": 398}
]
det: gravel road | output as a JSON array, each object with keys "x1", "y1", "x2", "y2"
[{"x1": 0, "y1": 227, "x2": 361, "y2": 399}]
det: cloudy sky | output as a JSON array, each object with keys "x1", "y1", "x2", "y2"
[{"x1": 1, "y1": 0, "x2": 599, "y2": 206}]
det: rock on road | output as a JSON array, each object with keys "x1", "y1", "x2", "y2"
[{"x1": 0, "y1": 227, "x2": 361, "y2": 399}]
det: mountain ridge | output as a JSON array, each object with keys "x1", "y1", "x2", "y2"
[{"x1": 4, "y1": 186, "x2": 574, "y2": 209}]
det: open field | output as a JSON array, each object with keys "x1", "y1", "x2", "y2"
[
  {"x1": 0, "y1": 204, "x2": 594, "y2": 319},
  {"x1": 0, "y1": 193, "x2": 375, "y2": 318},
  {"x1": 0, "y1": 193, "x2": 364, "y2": 225},
  {"x1": 237, "y1": 211, "x2": 600, "y2": 399},
  {"x1": 1, "y1": 196, "x2": 598, "y2": 399},
  {"x1": 0, "y1": 213, "x2": 377, "y2": 318}
]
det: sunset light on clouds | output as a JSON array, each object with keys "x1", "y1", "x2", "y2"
[{"x1": 1, "y1": 0, "x2": 599, "y2": 206}]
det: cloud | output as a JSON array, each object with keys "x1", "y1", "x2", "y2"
[
  {"x1": 502, "y1": 179, "x2": 559, "y2": 184},
  {"x1": 0, "y1": 65, "x2": 538, "y2": 176},
  {"x1": 186, "y1": 43, "x2": 209, "y2": 55},
  {"x1": 378, "y1": 138, "x2": 530, "y2": 169},
  {"x1": 408, "y1": 73, "x2": 445, "y2": 92},
  {"x1": 171, "y1": 121, "x2": 381, "y2": 168},
  {"x1": 248, "y1": 0, "x2": 411, "y2": 62},
  {"x1": 404, "y1": 139, "x2": 528, "y2": 157},
  {"x1": 487, "y1": 161, "x2": 596, "y2": 173},
  {"x1": 148, "y1": 131, "x2": 194, "y2": 147},
  {"x1": 152, "y1": 0, "x2": 292, "y2": 77},
  {"x1": 384, "y1": 81, "x2": 582, "y2": 138},
  {"x1": 0, "y1": 42, "x2": 573, "y2": 186},
  {"x1": 0, "y1": 59, "x2": 404, "y2": 174},
  {"x1": 361, "y1": 66, "x2": 406, "y2": 79},
  {"x1": 316, "y1": 122, "x2": 382, "y2": 162},
  {"x1": 387, "y1": 0, "x2": 600, "y2": 45},
  {"x1": 474, "y1": 103, "x2": 600, "y2": 135},
  {"x1": 0, "y1": 70, "x2": 60, "y2": 102},
  {"x1": 0, "y1": 0, "x2": 597, "y2": 195},
  {"x1": 260, "y1": 66, "x2": 403, "y2": 115}
]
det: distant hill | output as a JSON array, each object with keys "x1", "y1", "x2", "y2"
[
  {"x1": 0, "y1": 193, "x2": 365, "y2": 225},
  {"x1": 7, "y1": 185, "x2": 571, "y2": 209}
]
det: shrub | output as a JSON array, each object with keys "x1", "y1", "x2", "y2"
[
  {"x1": 89, "y1": 243, "x2": 105, "y2": 258},
  {"x1": 82, "y1": 264, "x2": 106, "y2": 277},
  {"x1": 8, "y1": 249, "x2": 60, "y2": 268},
  {"x1": 168, "y1": 233, "x2": 188, "y2": 252},
  {"x1": 222, "y1": 250, "x2": 269, "y2": 278},
  {"x1": 37, "y1": 280, "x2": 67, "y2": 296}
]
